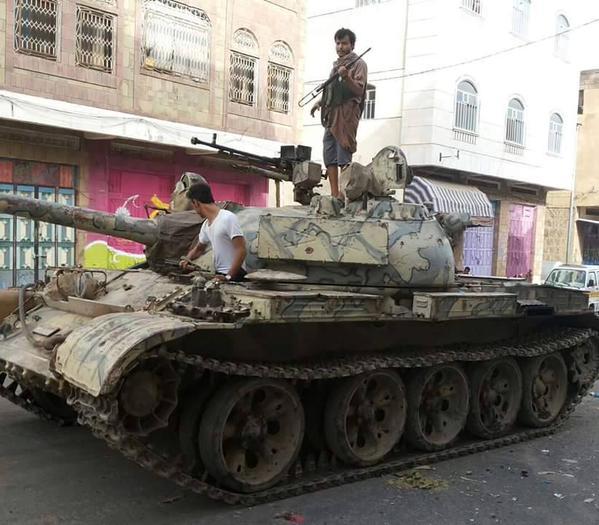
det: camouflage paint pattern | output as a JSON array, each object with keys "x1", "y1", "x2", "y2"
[
  {"x1": 0, "y1": 192, "x2": 456, "y2": 289},
  {"x1": 412, "y1": 292, "x2": 518, "y2": 320},
  {"x1": 0, "y1": 193, "x2": 157, "y2": 245},
  {"x1": 54, "y1": 312, "x2": 197, "y2": 396}
]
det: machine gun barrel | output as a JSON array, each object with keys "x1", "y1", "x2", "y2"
[
  {"x1": 191, "y1": 134, "x2": 282, "y2": 172},
  {"x1": 0, "y1": 194, "x2": 158, "y2": 245}
]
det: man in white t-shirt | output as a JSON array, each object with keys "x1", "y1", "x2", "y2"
[{"x1": 179, "y1": 183, "x2": 247, "y2": 282}]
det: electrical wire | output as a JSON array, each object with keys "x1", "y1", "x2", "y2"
[{"x1": 305, "y1": 16, "x2": 599, "y2": 86}]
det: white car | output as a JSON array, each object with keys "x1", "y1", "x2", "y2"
[{"x1": 544, "y1": 264, "x2": 599, "y2": 311}]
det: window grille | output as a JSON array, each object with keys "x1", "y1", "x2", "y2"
[
  {"x1": 555, "y1": 15, "x2": 570, "y2": 60},
  {"x1": 142, "y1": 0, "x2": 211, "y2": 83},
  {"x1": 512, "y1": 0, "x2": 530, "y2": 37},
  {"x1": 363, "y1": 85, "x2": 376, "y2": 120},
  {"x1": 548, "y1": 113, "x2": 563, "y2": 154},
  {"x1": 267, "y1": 63, "x2": 291, "y2": 113},
  {"x1": 505, "y1": 98, "x2": 525, "y2": 147},
  {"x1": 76, "y1": 7, "x2": 114, "y2": 72},
  {"x1": 454, "y1": 81, "x2": 479, "y2": 134},
  {"x1": 229, "y1": 29, "x2": 258, "y2": 106},
  {"x1": 267, "y1": 41, "x2": 293, "y2": 114},
  {"x1": 462, "y1": 0, "x2": 481, "y2": 15},
  {"x1": 14, "y1": 0, "x2": 58, "y2": 59},
  {"x1": 230, "y1": 53, "x2": 256, "y2": 106}
]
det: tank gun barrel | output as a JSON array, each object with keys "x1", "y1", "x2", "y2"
[{"x1": 0, "y1": 194, "x2": 158, "y2": 245}]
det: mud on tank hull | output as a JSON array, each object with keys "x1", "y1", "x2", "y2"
[{"x1": 1, "y1": 268, "x2": 599, "y2": 503}]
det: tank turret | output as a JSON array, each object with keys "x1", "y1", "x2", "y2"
[{"x1": 0, "y1": 143, "x2": 463, "y2": 288}]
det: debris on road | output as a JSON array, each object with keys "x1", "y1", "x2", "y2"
[
  {"x1": 386, "y1": 470, "x2": 448, "y2": 491},
  {"x1": 275, "y1": 512, "x2": 305, "y2": 524}
]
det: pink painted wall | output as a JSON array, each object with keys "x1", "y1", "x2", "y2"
[{"x1": 85, "y1": 141, "x2": 268, "y2": 255}]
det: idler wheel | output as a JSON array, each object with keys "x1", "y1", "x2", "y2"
[
  {"x1": 467, "y1": 358, "x2": 522, "y2": 439},
  {"x1": 519, "y1": 352, "x2": 568, "y2": 427},
  {"x1": 118, "y1": 358, "x2": 179, "y2": 436},
  {"x1": 324, "y1": 370, "x2": 407, "y2": 466},
  {"x1": 565, "y1": 340, "x2": 599, "y2": 390},
  {"x1": 198, "y1": 378, "x2": 304, "y2": 493},
  {"x1": 406, "y1": 364, "x2": 469, "y2": 451}
]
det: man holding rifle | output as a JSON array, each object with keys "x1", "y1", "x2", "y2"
[{"x1": 311, "y1": 28, "x2": 368, "y2": 199}]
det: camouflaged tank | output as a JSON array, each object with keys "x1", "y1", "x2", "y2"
[{"x1": 0, "y1": 142, "x2": 598, "y2": 505}]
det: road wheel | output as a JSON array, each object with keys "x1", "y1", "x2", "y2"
[
  {"x1": 406, "y1": 364, "x2": 469, "y2": 451},
  {"x1": 520, "y1": 353, "x2": 568, "y2": 427},
  {"x1": 324, "y1": 370, "x2": 407, "y2": 466},
  {"x1": 199, "y1": 378, "x2": 304, "y2": 493},
  {"x1": 467, "y1": 358, "x2": 522, "y2": 439}
]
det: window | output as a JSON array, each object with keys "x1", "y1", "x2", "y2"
[
  {"x1": 76, "y1": 6, "x2": 114, "y2": 72},
  {"x1": 555, "y1": 14, "x2": 570, "y2": 60},
  {"x1": 363, "y1": 85, "x2": 376, "y2": 120},
  {"x1": 462, "y1": 0, "x2": 481, "y2": 15},
  {"x1": 267, "y1": 41, "x2": 293, "y2": 114},
  {"x1": 454, "y1": 80, "x2": 479, "y2": 134},
  {"x1": 579, "y1": 89, "x2": 585, "y2": 115},
  {"x1": 512, "y1": 0, "x2": 531, "y2": 37},
  {"x1": 505, "y1": 98, "x2": 525, "y2": 147},
  {"x1": 548, "y1": 113, "x2": 563, "y2": 154},
  {"x1": 141, "y1": 0, "x2": 211, "y2": 83},
  {"x1": 229, "y1": 29, "x2": 258, "y2": 106},
  {"x1": 14, "y1": 0, "x2": 58, "y2": 59}
]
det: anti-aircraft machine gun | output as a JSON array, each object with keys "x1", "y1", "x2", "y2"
[{"x1": 0, "y1": 139, "x2": 597, "y2": 505}]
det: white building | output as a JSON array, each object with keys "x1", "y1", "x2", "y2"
[{"x1": 303, "y1": 0, "x2": 591, "y2": 280}]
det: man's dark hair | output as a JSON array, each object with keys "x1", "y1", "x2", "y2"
[
  {"x1": 334, "y1": 28, "x2": 356, "y2": 47},
  {"x1": 186, "y1": 183, "x2": 214, "y2": 204}
]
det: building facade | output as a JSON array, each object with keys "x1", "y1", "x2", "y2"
[
  {"x1": 303, "y1": 0, "x2": 585, "y2": 281},
  {"x1": 544, "y1": 69, "x2": 599, "y2": 274},
  {"x1": 0, "y1": 0, "x2": 305, "y2": 288}
]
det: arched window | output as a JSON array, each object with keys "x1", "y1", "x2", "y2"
[
  {"x1": 555, "y1": 15, "x2": 570, "y2": 60},
  {"x1": 363, "y1": 84, "x2": 376, "y2": 120},
  {"x1": 505, "y1": 98, "x2": 525, "y2": 146},
  {"x1": 548, "y1": 113, "x2": 563, "y2": 154},
  {"x1": 454, "y1": 80, "x2": 479, "y2": 133},
  {"x1": 512, "y1": 0, "x2": 531, "y2": 37},
  {"x1": 142, "y1": 0, "x2": 211, "y2": 83},
  {"x1": 229, "y1": 28, "x2": 258, "y2": 106},
  {"x1": 267, "y1": 41, "x2": 293, "y2": 114}
]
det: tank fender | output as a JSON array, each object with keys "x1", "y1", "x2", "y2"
[{"x1": 53, "y1": 312, "x2": 196, "y2": 396}]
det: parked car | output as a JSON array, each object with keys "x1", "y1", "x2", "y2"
[{"x1": 544, "y1": 264, "x2": 599, "y2": 311}]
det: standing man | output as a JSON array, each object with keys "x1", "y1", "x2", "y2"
[
  {"x1": 180, "y1": 183, "x2": 247, "y2": 282},
  {"x1": 311, "y1": 28, "x2": 368, "y2": 199}
]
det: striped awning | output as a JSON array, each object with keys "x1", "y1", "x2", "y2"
[{"x1": 404, "y1": 176, "x2": 494, "y2": 219}]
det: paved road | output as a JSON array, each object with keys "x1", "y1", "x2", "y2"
[{"x1": 1, "y1": 389, "x2": 599, "y2": 525}]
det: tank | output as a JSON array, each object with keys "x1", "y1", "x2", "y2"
[{"x1": 0, "y1": 140, "x2": 598, "y2": 506}]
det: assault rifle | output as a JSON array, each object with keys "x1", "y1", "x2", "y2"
[{"x1": 298, "y1": 47, "x2": 372, "y2": 108}]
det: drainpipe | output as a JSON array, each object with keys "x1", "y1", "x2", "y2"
[
  {"x1": 566, "y1": 185, "x2": 575, "y2": 264},
  {"x1": 397, "y1": 0, "x2": 410, "y2": 148}
]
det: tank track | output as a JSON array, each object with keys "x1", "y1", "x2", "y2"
[
  {"x1": 0, "y1": 370, "x2": 72, "y2": 426},
  {"x1": 69, "y1": 326, "x2": 598, "y2": 506}
]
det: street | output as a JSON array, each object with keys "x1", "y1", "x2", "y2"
[{"x1": 1, "y1": 387, "x2": 599, "y2": 525}]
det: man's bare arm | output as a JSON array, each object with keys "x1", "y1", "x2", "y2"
[
  {"x1": 228, "y1": 236, "x2": 247, "y2": 278},
  {"x1": 180, "y1": 240, "x2": 207, "y2": 268}
]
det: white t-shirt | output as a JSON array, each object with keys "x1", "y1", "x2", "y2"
[{"x1": 198, "y1": 210, "x2": 245, "y2": 274}]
